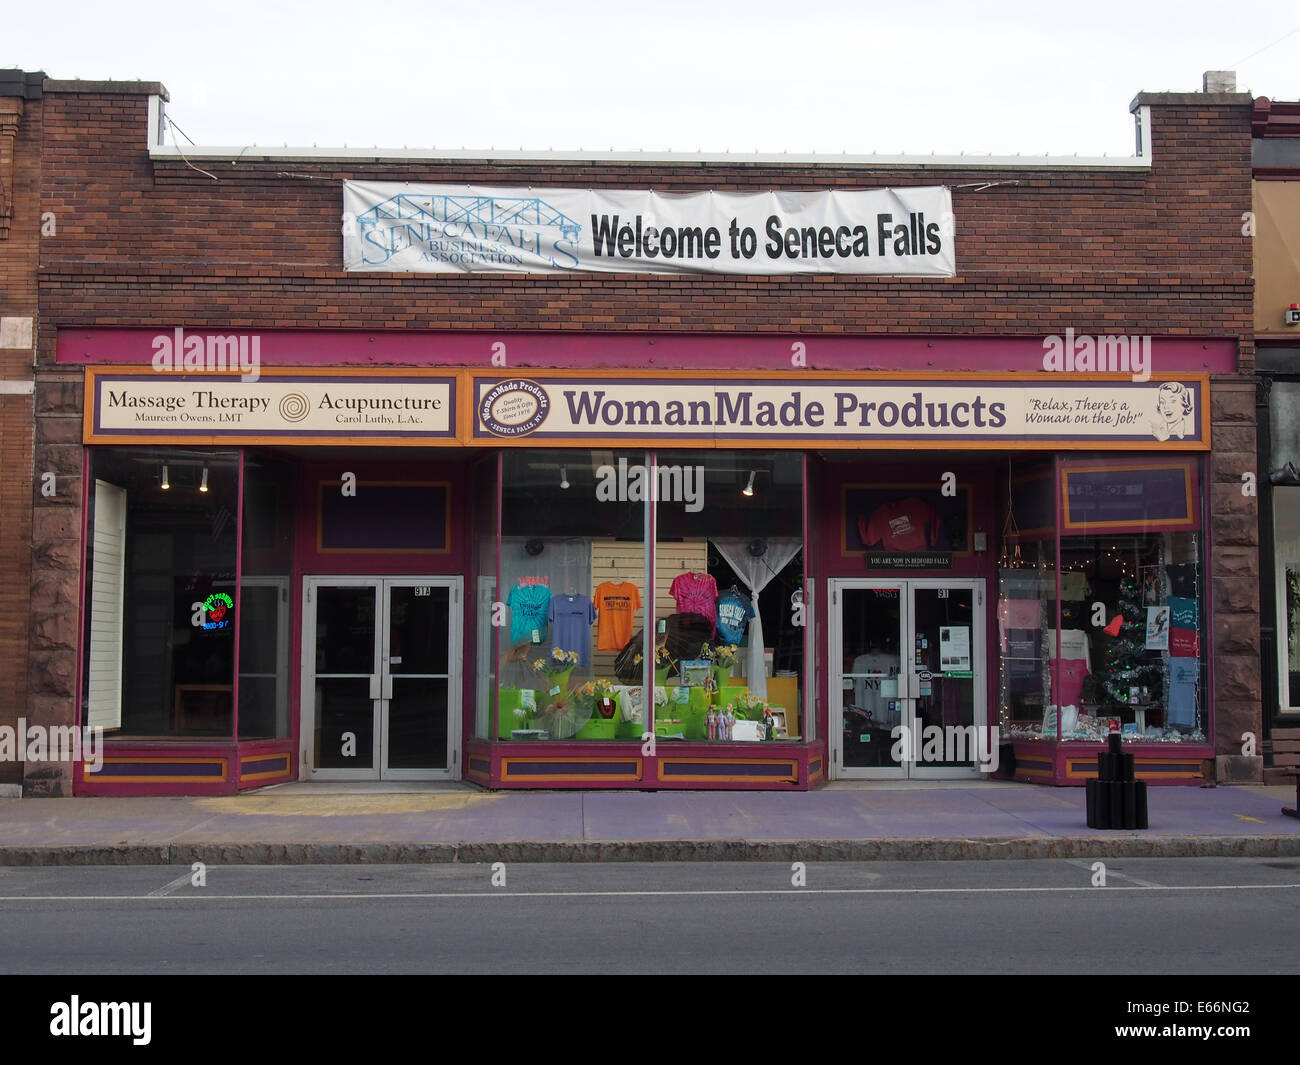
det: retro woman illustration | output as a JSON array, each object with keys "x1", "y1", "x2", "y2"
[{"x1": 1150, "y1": 382, "x2": 1193, "y2": 441}]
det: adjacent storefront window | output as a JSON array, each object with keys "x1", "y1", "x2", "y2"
[
  {"x1": 238, "y1": 453, "x2": 295, "y2": 739},
  {"x1": 1273, "y1": 488, "x2": 1300, "y2": 713},
  {"x1": 998, "y1": 457, "x2": 1206, "y2": 743},
  {"x1": 82, "y1": 448, "x2": 240, "y2": 737}
]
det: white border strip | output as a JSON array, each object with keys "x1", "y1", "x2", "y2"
[{"x1": 145, "y1": 96, "x2": 1154, "y2": 171}]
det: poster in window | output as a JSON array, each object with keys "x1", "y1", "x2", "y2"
[{"x1": 842, "y1": 484, "x2": 971, "y2": 558}]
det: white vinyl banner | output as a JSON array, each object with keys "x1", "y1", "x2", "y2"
[{"x1": 343, "y1": 182, "x2": 955, "y2": 276}]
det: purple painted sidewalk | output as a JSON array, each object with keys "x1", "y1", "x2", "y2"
[{"x1": 0, "y1": 782, "x2": 1298, "y2": 863}]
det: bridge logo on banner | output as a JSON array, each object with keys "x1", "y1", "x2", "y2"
[{"x1": 342, "y1": 182, "x2": 955, "y2": 276}]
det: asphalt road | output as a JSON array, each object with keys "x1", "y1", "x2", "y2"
[{"x1": 0, "y1": 858, "x2": 1297, "y2": 975}]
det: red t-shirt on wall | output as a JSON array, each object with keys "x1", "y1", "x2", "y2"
[{"x1": 859, "y1": 497, "x2": 940, "y2": 551}]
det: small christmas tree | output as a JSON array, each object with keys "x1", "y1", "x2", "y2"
[{"x1": 1100, "y1": 574, "x2": 1162, "y2": 708}]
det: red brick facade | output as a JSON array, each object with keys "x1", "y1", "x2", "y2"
[{"x1": 13, "y1": 77, "x2": 1262, "y2": 793}]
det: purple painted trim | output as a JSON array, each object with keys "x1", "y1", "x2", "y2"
[
  {"x1": 239, "y1": 756, "x2": 287, "y2": 773},
  {"x1": 232, "y1": 451, "x2": 244, "y2": 748},
  {"x1": 93, "y1": 761, "x2": 226, "y2": 778},
  {"x1": 493, "y1": 451, "x2": 503, "y2": 741},
  {"x1": 802, "y1": 451, "x2": 811, "y2": 743},
  {"x1": 74, "y1": 447, "x2": 91, "y2": 742},
  {"x1": 503, "y1": 761, "x2": 640, "y2": 776},
  {"x1": 647, "y1": 448, "x2": 657, "y2": 734},
  {"x1": 1202, "y1": 454, "x2": 1215, "y2": 754},
  {"x1": 1053, "y1": 454, "x2": 1063, "y2": 742},
  {"x1": 660, "y1": 761, "x2": 795, "y2": 777},
  {"x1": 57, "y1": 330, "x2": 1238, "y2": 374}
]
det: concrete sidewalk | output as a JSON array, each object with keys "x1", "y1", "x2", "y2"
[{"x1": 0, "y1": 781, "x2": 1298, "y2": 864}]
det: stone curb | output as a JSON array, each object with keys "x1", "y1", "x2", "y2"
[{"x1": 1, "y1": 835, "x2": 1299, "y2": 865}]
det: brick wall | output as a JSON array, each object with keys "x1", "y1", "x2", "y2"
[
  {"x1": 23, "y1": 83, "x2": 1262, "y2": 787},
  {"x1": 0, "y1": 79, "x2": 40, "y2": 788}
]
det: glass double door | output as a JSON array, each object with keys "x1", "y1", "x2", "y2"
[
  {"x1": 831, "y1": 579, "x2": 986, "y2": 779},
  {"x1": 303, "y1": 577, "x2": 461, "y2": 780}
]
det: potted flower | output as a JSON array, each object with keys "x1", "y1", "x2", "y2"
[
  {"x1": 727, "y1": 690, "x2": 770, "y2": 722},
  {"x1": 700, "y1": 642, "x2": 740, "y2": 689},
  {"x1": 635, "y1": 645, "x2": 675, "y2": 685},
  {"x1": 574, "y1": 678, "x2": 619, "y2": 740},
  {"x1": 537, "y1": 690, "x2": 580, "y2": 740},
  {"x1": 531, "y1": 647, "x2": 580, "y2": 694}
]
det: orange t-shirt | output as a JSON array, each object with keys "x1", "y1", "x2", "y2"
[{"x1": 594, "y1": 580, "x2": 641, "y2": 652}]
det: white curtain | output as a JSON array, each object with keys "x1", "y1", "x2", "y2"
[{"x1": 711, "y1": 538, "x2": 801, "y2": 699}]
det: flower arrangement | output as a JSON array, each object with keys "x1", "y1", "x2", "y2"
[
  {"x1": 699, "y1": 642, "x2": 740, "y2": 668},
  {"x1": 578, "y1": 678, "x2": 619, "y2": 720},
  {"x1": 577, "y1": 678, "x2": 617, "y2": 701},
  {"x1": 633, "y1": 645, "x2": 674, "y2": 668},
  {"x1": 531, "y1": 647, "x2": 580, "y2": 679},
  {"x1": 726, "y1": 691, "x2": 770, "y2": 721}
]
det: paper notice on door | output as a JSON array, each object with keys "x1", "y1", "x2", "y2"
[
  {"x1": 390, "y1": 656, "x2": 402, "y2": 665},
  {"x1": 939, "y1": 626, "x2": 971, "y2": 670},
  {"x1": 880, "y1": 678, "x2": 899, "y2": 698}
]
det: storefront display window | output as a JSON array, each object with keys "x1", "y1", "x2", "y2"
[
  {"x1": 81, "y1": 448, "x2": 240, "y2": 737},
  {"x1": 1273, "y1": 488, "x2": 1300, "y2": 713},
  {"x1": 486, "y1": 448, "x2": 805, "y2": 743},
  {"x1": 493, "y1": 450, "x2": 649, "y2": 741},
  {"x1": 998, "y1": 456, "x2": 1206, "y2": 744},
  {"x1": 238, "y1": 453, "x2": 295, "y2": 739},
  {"x1": 653, "y1": 451, "x2": 804, "y2": 741}
]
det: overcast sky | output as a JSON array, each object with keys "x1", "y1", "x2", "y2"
[{"x1": 7, "y1": 1, "x2": 1299, "y2": 156}]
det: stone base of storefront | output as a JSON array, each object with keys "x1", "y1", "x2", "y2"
[
  {"x1": 1006, "y1": 740, "x2": 1215, "y2": 786},
  {"x1": 465, "y1": 739, "x2": 825, "y2": 790}
]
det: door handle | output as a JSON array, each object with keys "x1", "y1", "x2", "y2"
[
  {"x1": 382, "y1": 673, "x2": 393, "y2": 699},
  {"x1": 370, "y1": 674, "x2": 382, "y2": 700}
]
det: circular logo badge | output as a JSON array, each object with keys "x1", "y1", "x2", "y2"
[
  {"x1": 279, "y1": 392, "x2": 310, "y2": 423},
  {"x1": 479, "y1": 379, "x2": 550, "y2": 437}
]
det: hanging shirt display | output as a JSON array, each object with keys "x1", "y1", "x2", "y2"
[
  {"x1": 507, "y1": 582, "x2": 552, "y2": 644},
  {"x1": 716, "y1": 589, "x2": 755, "y2": 644},
  {"x1": 1052, "y1": 658, "x2": 1088, "y2": 708},
  {"x1": 859, "y1": 497, "x2": 940, "y2": 551},
  {"x1": 1060, "y1": 572, "x2": 1091, "y2": 600},
  {"x1": 594, "y1": 580, "x2": 641, "y2": 652},
  {"x1": 850, "y1": 652, "x2": 901, "y2": 729},
  {"x1": 670, "y1": 572, "x2": 719, "y2": 632},
  {"x1": 548, "y1": 593, "x2": 597, "y2": 667},
  {"x1": 1167, "y1": 658, "x2": 1200, "y2": 727}
]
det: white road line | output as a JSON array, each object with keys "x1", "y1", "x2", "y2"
[
  {"x1": 145, "y1": 872, "x2": 196, "y2": 898},
  {"x1": 0, "y1": 884, "x2": 1296, "y2": 902}
]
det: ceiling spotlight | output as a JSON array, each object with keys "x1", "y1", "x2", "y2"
[
  {"x1": 560, "y1": 466, "x2": 570, "y2": 490},
  {"x1": 160, "y1": 464, "x2": 170, "y2": 490},
  {"x1": 742, "y1": 471, "x2": 756, "y2": 497},
  {"x1": 199, "y1": 467, "x2": 209, "y2": 493}
]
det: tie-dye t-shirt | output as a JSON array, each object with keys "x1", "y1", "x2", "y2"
[{"x1": 670, "y1": 572, "x2": 718, "y2": 633}]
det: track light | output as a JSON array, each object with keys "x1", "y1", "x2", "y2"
[
  {"x1": 160, "y1": 464, "x2": 170, "y2": 490},
  {"x1": 560, "y1": 466, "x2": 570, "y2": 490},
  {"x1": 199, "y1": 467, "x2": 209, "y2": 493},
  {"x1": 742, "y1": 471, "x2": 756, "y2": 497}
]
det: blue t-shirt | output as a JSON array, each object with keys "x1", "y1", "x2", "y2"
[
  {"x1": 507, "y1": 583, "x2": 552, "y2": 643},
  {"x1": 716, "y1": 590, "x2": 755, "y2": 644},
  {"x1": 548, "y1": 594, "x2": 596, "y2": 667}
]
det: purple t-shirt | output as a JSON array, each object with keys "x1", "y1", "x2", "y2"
[{"x1": 548, "y1": 594, "x2": 596, "y2": 667}]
